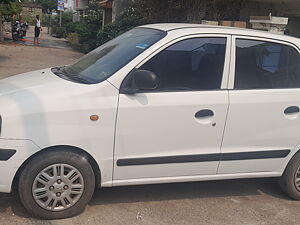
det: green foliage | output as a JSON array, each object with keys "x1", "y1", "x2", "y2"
[
  {"x1": 50, "y1": 12, "x2": 73, "y2": 37},
  {"x1": 51, "y1": 26, "x2": 66, "y2": 38},
  {"x1": 0, "y1": 1, "x2": 21, "y2": 17},
  {"x1": 66, "y1": 5, "x2": 144, "y2": 53},
  {"x1": 64, "y1": 0, "x2": 245, "y2": 53},
  {"x1": 66, "y1": 32, "x2": 80, "y2": 49},
  {"x1": 67, "y1": 32, "x2": 91, "y2": 52},
  {"x1": 36, "y1": 0, "x2": 57, "y2": 12},
  {"x1": 133, "y1": 0, "x2": 245, "y2": 23},
  {"x1": 96, "y1": 7, "x2": 144, "y2": 47},
  {"x1": 65, "y1": 21, "x2": 98, "y2": 52},
  {"x1": 60, "y1": 0, "x2": 104, "y2": 52},
  {"x1": 52, "y1": 11, "x2": 73, "y2": 27},
  {"x1": 206, "y1": 0, "x2": 245, "y2": 21},
  {"x1": 21, "y1": 9, "x2": 48, "y2": 26}
]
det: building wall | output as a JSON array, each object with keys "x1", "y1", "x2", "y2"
[
  {"x1": 64, "y1": 0, "x2": 76, "y2": 11},
  {"x1": 21, "y1": 7, "x2": 43, "y2": 18},
  {"x1": 75, "y1": 0, "x2": 89, "y2": 10},
  {"x1": 112, "y1": 0, "x2": 133, "y2": 21},
  {"x1": 241, "y1": 1, "x2": 300, "y2": 37}
]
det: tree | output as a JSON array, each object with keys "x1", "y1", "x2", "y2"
[
  {"x1": 36, "y1": 0, "x2": 56, "y2": 13},
  {"x1": 133, "y1": 0, "x2": 245, "y2": 24},
  {"x1": 0, "y1": 0, "x2": 21, "y2": 42},
  {"x1": 206, "y1": 0, "x2": 245, "y2": 22}
]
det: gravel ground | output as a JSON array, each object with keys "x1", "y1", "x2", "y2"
[{"x1": 0, "y1": 43, "x2": 299, "y2": 225}]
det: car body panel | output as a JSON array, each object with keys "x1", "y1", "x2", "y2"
[
  {"x1": 0, "y1": 24, "x2": 300, "y2": 193},
  {"x1": 0, "y1": 69, "x2": 119, "y2": 187},
  {"x1": 113, "y1": 91, "x2": 229, "y2": 180},
  {"x1": 0, "y1": 138, "x2": 40, "y2": 193},
  {"x1": 219, "y1": 35, "x2": 300, "y2": 174}
]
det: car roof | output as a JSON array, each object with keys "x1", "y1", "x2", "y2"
[
  {"x1": 140, "y1": 23, "x2": 240, "y2": 32},
  {"x1": 139, "y1": 23, "x2": 300, "y2": 45}
]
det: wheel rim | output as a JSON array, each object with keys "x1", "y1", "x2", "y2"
[
  {"x1": 295, "y1": 164, "x2": 300, "y2": 192},
  {"x1": 32, "y1": 164, "x2": 84, "y2": 211}
]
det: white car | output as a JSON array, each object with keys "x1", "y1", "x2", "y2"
[{"x1": 1, "y1": 24, "x2": 300, "y2": 219}]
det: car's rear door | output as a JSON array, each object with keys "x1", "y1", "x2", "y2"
[
  {"x1": 219, "y1": 36, "x2": 300, "y2": 174},
  {"x1": 113, "y1": 35, "x2": 231, "y2": 182}
]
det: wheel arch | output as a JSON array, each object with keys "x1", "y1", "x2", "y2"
[
  {"x1": 12, "y1": 145, "x2": 102, "y2": 192},
  {"x1": 281, "y1": 149, "x2": 300, "y2": 174}
]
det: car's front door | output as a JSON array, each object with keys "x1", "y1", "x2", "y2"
[
  {"x1": 113, "y1": 35, "x2": 231, "y2": 181},
  {"x1": 219, "y1": 36, "x2": 300, "y2": 174}
]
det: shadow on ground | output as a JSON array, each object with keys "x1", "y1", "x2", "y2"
[
  {"x1": 17, "y1": 37, "x2": 71, "y2": 49},
  {"x1": 0, "y1": 178, "x2": 289, "y2": 219},
  {"x1": 0, "y1": 55, "x2": 10, "y2": 62}
]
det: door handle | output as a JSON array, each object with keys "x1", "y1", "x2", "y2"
[
  {"x1": 284, "y1": 106, "x2": 300, "y2": 115},
  {"x1": 195, "y1": 109, "x2": 214, "y2": 118}
]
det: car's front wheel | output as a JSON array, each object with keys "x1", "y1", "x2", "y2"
[
  {"x1": 18, "y1": 150, "x2": 95, "y2": 219},
  {"x1": 279, "y1": 151, "x2": 300, "y2": 200}
]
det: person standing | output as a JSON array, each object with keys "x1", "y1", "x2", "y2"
[{"x1": 34, "y1": 15, "x2": 41, "y2": 45}]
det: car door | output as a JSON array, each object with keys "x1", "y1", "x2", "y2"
[
  {"x1": 113, "y1": 35, "x2": 231, "y2": 181},
  {"x1": 219, "y1": 36, "x2": 300, "y2": 174}
]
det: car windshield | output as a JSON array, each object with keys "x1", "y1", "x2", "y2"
[{"x1": 54, "y1": 28, "x2": 166, "y2": 84}]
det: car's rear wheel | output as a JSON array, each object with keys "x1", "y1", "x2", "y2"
[
  {"x1": 18, "y1": 151, "x2": 95, "y2": 219},
  {"x1": 279, "y1": 151, "x2": 300, "y2": 200}
]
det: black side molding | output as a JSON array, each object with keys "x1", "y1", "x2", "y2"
[
  {"x1": 117, "y1": 154, "x2": 220, "y2": 166},
  {"x1": 221, "y1": 150, "x2": 291, "y2": 161},
  {"x1": 0, "y1": 149, "x2": 17, "y2": 161},
  {"x1": 117, "y1": 150, "x2": 291, "y2": 167}
]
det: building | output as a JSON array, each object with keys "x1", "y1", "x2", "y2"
[
  {"x1": 99, "y1": 0, "x2": 132, "y2": 27},
  {"x1": 73, "y1": 0, "x2": 89, "y2": 21},
  {"x1": 74, "y1": 0, "x2": 89, "y2": 12},
  {"x1": 99, "y1": 0, "x2": 113, "y2": 27},
  {"x1": 64, "y1": 0, "x2": 76, "y2": 12},
  {"x1": 242, "y1": 0, "x2": 300, "y2": 37},
  {"x1": 84, "y1": 0, "x2": 300, "y2": 37}
]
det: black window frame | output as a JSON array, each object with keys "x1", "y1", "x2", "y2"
[
  {"x1": 233, "y1": 37, "x2": 300, "y2": 90},
  {"x1": 120, "y1": 36, "x2": 229, "y2": 93}
]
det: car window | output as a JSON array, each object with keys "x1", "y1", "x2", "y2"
[
  {"x1": 139, "y1": 37, "x2": 227, "y2": 91},
  {"x1": 234, "y1": 39, "x2": 300, "y2": 89},
  {"x1": 62, "y1": 28, "x2": 166, "y2": 84}
]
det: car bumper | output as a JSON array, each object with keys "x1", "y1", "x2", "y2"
[{"x1": 0, "y1": 138, "x2": 40, "y2": 193}]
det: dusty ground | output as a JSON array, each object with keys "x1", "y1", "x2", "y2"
[
  {"x1": 0, "y1": 44, "x2": 83, "y2": 79},
  {"x1": 0, "y1": 42, "x2": 300, "y2": 225}
]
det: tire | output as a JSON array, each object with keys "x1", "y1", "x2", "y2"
[
  {"x1": 18, "y1": 150, "x2": 95, "y2": 219},
  {"x1": 279, "y1": 151, "x2": 300, "y2": 200},
  {"x1": 12, "y1": 33, "x2": 18, "y2": 41}
]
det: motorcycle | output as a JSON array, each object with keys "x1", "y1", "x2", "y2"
[
  {"x1": 12, "y1": 20, "x2": 25, "y2": 41},
  {"x1": 21, "y1": 21, "x2": 28, "y2": 37}
]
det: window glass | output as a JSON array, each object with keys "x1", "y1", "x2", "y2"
[
  {"x1": 139, "y1": 37, "x2": 227, "y2": 91},
  {"x1": 63, "y1": 28, "x2": 166, "y2": 84},
  {"x1": 235, "y1": 39, "x2": 300, "y2": 89}
]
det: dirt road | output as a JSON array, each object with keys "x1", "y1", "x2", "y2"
[
  {"x1": 0, "y1": 43, "x2": 299, "y2": 225},
  {"x1": 0, "y1": 43, "x2": 82, "y2": 79}
]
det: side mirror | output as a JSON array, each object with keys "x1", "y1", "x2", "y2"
[
  {"x1": 121, "y1": 69, "x2": 159, "y2": 94},
  {"x1": 133, "y1": 70, "x2": 158, "y2": 90}
]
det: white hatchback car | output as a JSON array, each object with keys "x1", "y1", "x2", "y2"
[{"x1": 1, "y1": 24, "x2": 300, "y2": 219}]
